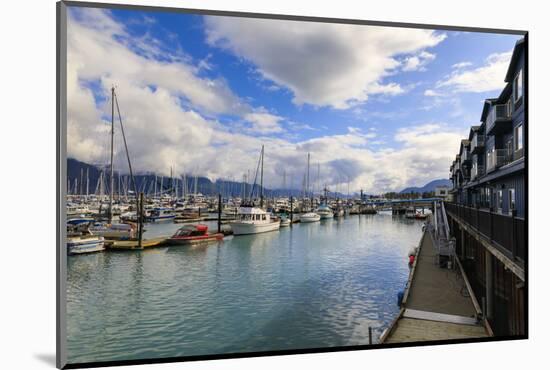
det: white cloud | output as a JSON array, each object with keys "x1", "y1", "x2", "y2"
[
  {"x1": 67, "y1": 9, "x2": 458, "y2": 194},
  {"x1": 402, "y1": 51, "x2": 436, "y2": 72},
  {"x1": 243, "y1": 111, "x2": 284, "y2": 134},
  {"x1": 452, "y1": 61, "x2": 472, "y2": 69},
  {"x1": 205, "y1": 17, "x2": 446, "y2": 109},
  {"x1": 424, "y1": 89, "x2": 443, "y2": 97},
  {"x1": 437, "y1": 52, "x2": 512, "y2": 93}
]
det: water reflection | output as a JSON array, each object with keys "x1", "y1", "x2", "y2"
[{"x1": 67, "y1": 214, "x2": 423, "y2": 363}]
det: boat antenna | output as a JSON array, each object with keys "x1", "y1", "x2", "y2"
[
  {"x1": 109, "y1": 86, "x2": 115, "y2": 223},
  {"x1": 260, "y1": 145, "x2": 264, "y2": 208}
]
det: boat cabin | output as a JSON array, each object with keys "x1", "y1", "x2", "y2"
[{"x1": 173, "y1": 224, "x2": 208, "y2": 237}]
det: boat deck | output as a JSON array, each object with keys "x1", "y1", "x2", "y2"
[{"x1": 382, "y1": 229, "x2": 489, "y2": 343}]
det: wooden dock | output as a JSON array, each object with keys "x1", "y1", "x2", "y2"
[{"x1": 380, "y1": 226, "x2": 491, "y2": 343}]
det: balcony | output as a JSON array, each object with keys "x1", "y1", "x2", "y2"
[
  {"x1": 471, "y1": 164, "x2": 485, "y2": 180},
  {"x1": 461, "y1": 150, "x2": 471, "y2": 166},
  {"x1": 486, "y1": 149, "x2": 514, "y2": 173},
  {"x1": 470, "y1": 134, "x2": 485, "y2": 154},
  {"x1": 486, "y1": 101, "x2": 512, "y2": 136}
]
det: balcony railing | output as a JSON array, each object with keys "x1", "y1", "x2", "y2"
[
  {"x1": 445, "y1": 202, "x2": 525, "y2": 263},
  {"x1": 461, "y1": 150, "x2": 471, "y2": 164},
  {"x1": 470, "y1": 134, "x2": 485, "y2": 153},
  {"x1": 486, "y1": 101, "x2": 512, "y2": 135},
  {"x1": 471, "y1": 164, "x2": 485, "y2": 180},
  {"x1": 487, "y1": 149, "x2": 514, "y2": 173}
]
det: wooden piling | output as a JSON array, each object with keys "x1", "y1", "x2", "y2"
[
  {"x1": 138, "y1": 192, "x2": 144, "y2": 249},
  {"x1": 218, "y1": 193, "x2": 222, "y2": 233}
]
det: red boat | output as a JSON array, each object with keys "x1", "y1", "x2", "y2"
[{"x1": 167, "y1": 224, "x2": 223, "y2": 245}]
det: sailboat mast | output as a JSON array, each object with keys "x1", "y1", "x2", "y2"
[
  {"x1": 260, "y1": 145, "x2": 264, "y2": 208},
  {"x1": 109, "y1": 86, "x2": 115, "y2": 223}
]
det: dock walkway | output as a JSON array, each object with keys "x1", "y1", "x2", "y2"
[{"x1": 381, "y1": 217, "x2": 489, "y2": 343}]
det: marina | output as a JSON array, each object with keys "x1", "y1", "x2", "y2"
[{"x1": 66, "y1": 211, "x2": 425, "y2": 363}]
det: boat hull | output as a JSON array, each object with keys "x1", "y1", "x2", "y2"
[
  {"x1": 230, "y1": 221, "x2": 281, "y2": 235},
  {"x1": 167, "y1": 234, "x2": 224, "y2": 245},
  {"x1": 300, "y1": 214, "x2": 321, "y2": 223},
  {"x1": 67, "y1": 237, "x2": 105, "y2": 255}
]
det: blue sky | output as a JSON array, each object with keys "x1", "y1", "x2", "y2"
[{"x1": 66, "y1": 6, "x2": 522, "y2": 193}]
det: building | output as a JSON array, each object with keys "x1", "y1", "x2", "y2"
[
  {"x1": 446, "y1": 37, "x2": 526, "y2": 336},
  {"x1": 434, "y1": 185, "x2": 451, "y2": 201}
]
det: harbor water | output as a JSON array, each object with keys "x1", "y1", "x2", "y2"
[{"x1": 67, "y1": 212, "x2": 423, "y2": 363}]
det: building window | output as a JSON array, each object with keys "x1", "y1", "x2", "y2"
[
  {"x1": 509, "y1": 188, "x2": 516, "y2": 214},
  {"x1": 497, "y1": 190, "x2": 503, "y2": 212},
  {"x1": 515, "y1": 123, "x2": 523, "y2": 151},
  {"x1": 514, "y1": 69, "x2": 523, "y2": 103}
]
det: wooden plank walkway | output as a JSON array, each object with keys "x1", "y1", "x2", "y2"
[{"x1": 381, "y1": 228, "x2": 490, "y2": 343}]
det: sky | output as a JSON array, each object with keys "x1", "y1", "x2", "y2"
[{"x1": 66, "y1": 6, "x2": 522, "y2": 194}]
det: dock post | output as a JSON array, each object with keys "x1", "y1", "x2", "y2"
[
  {"x1": 217, "y1": 193, "x2": 222, "y2": 234},
  {"x1": 485, "y1": 250, "x2": 493, "y2": 319},
  {"x1": 461, "y1": 226, "x2": 465, "y2": 261},
  {"x1": 138, "y1": 192, "x2": 144, "y2": 249},
  {"x1": 290, "y1": 197, "x2": 293, "y2": 226},
  {"x1": 368, "y1": 327, "x2": 373, "y2": 345}
]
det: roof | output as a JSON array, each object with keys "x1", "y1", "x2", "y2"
[
  {"x1": 238, "y1": 206, "x2": 267, "y2": 214},
  {"x1": 468, "y1": 126, "x2": 481, "y2": 140},
  {"x1": 480, "y1": 99, "x2": 497, "y2": 122},
  {"x1": 504, "y1": 38, "x2": 525, "y2": 83}
]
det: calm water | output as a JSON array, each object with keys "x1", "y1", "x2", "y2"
[{"x1": 66, "y1": 213, "x2": 423, "y2": 363}]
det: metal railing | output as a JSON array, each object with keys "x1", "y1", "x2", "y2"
[
  {"x1": 487, "y1": 149, "x2": 514, "y2": 172},
  {"x1": 461, "y1": 149, "x2": 471, "y2": 164},
  {"x1": 445, "y1": 202, "x2": 525, "y2": 263},
  {"x1": 486, "y1": 101, "x2": 511, "y2": 133},
  {"x1": 471, "y1": 164, "x2": 485, "y2": 180}
]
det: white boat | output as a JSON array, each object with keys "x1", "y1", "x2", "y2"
[
  {"x1": 300, "y1": 212, "x2": 321, "y2": 223},
  {"x1": 230, "y1": 206, "x2": 281, "y2": 235},
  {"x1": 280, "y1": 216, "x2": 291, "y2": 227},
  {"x1": 67, "y1": 235, "x2": 105, "y2": 255},
  {"x1": 89, "y1": 222, "x2": 136, "y2": 239},
  {"x1": 405, "y1": 207, "x2": 417, "y2": 219},
  {"x1": 315, "y1": 204, "x2": 334, "y2": 219}
]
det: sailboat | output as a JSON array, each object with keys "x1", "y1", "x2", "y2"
[
  {"x1": 300, "y1": 152, "x2": 320, "y2": 223},
  {"x1": 230, "y1": 145, "x2": 281, "y2": 235},
  {"x1": 87, "y1": 87, "x2": 141, "y2": 240}
]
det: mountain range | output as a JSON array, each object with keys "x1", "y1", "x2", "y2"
[
  {"x1": 399, "y1": 179, "x2": 452, "y2": 194},
  {"x1": 67, "y1": 158, "x2": 450, "y2": 197}
]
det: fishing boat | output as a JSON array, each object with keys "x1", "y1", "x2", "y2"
[
  {"x1": 315, "y1": 204, "x2": 334, "y2": 219},
  {"x1": 144, "y1": 207, "x2": 176, "y2": 222},
  {"x1": 230, "y1": 206, "x2": 281, "y2": 235},
  {"x1": 166, "y1": 224, "x2": 223, "y2": 245},
  {"x1": 230, "y1": 145, "x2": 281, "y2": 236},
  {"x1": 300, "y1": 212, "x2": 321, "y2": 223},
  {"x1": 67, "y1": 235, "x2": 105, "y2": 255}
]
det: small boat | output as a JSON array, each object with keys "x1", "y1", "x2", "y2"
[
  {"x1": 300, "y1": 212, "x2": 321, "y2": 223},
  {"x1": 316, "y1": 204, "x2": 334, "y2": 219},
  {"x1": 144, "y1": 207, "x2": 176, "y2": 222},
  {"x1": 405, "y1": 207, "x2": 416, "y2": 219},
  {"x1": 415, "y1": 212, "x2": 428, "y2": 220},
  {"x1": 166, "y1": 224, "x2": 223, "y2": 245},
  {"x1": 67, "y1": 235, "x2": 105, "y2": 255},
  {"x1": 280, "y1": 216, "x2": 291, "y2": 227},
  {"x1": 230, "y1": 206, "x2": 281, "y2": 235},
  {"x1": 89, "y1": 222, "x2": 136, "y2": 239}
]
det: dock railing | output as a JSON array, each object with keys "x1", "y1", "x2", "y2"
[{"x1": 445, "y1": 202, "x2": 525, "y2": 263}]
